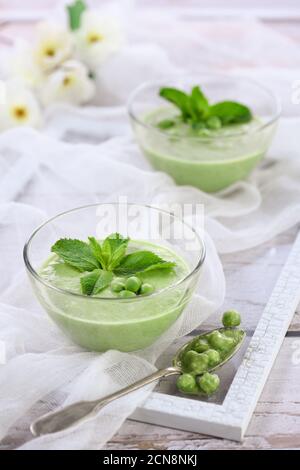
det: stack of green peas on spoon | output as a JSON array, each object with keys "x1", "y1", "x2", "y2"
[
  {"x1": 176, "y1": 310, "x2": 243, "y2": 396},
  {"x1": 111, "y1": 276, "x2": 154, "y2": 298}
]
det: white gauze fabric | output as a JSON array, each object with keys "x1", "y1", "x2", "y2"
[{"x1": 0, "y1": 127, "x2": 225, "y2": 450}]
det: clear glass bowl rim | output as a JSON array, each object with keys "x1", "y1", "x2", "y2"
[
  {"x1": 23, "y1": 202, "x2": 206, "y2": 302},
  {"x1": 127, "y1": 73, "x2": 282, "y2": 140}
]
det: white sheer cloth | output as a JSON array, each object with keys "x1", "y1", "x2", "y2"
[{"x1": 0, "y1": 9, "x2": 300, "y2": 449}]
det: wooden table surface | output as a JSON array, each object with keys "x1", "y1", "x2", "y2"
[{"x1": 0, "y1": 0, "x2": 299, "y2": 450}]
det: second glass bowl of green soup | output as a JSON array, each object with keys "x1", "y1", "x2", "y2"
[
  {"x1": 128, "y1": 74, "x2": 281, "y2": 193},
  {"x1": 24, "y1": 203, "x2": 205, "y2": 352}
]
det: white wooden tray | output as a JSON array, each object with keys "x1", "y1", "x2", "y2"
[{"x1": 132, "y1": 230, "x2": 300, "y2": 441}]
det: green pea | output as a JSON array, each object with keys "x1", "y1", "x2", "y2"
[
  {"x1": 176, "y1": 373, "x2": 198, "y2": 394},
  {"x1": 223, "y1": 329, "x2": 243, "y2": 344},
  {"x1": 157, "y1": 119, "x2": 175, "y2": 130},
  {"x1": 140, "y1": 283, "x2": 154, "y2": 296},
  {"x1": 192, "y1": 338, "x2": 210, "y2": 353},
  {"x1": 208, "y1": 330, "x2": 235, "y2": 353},
  {"x1": 125, "y1": 276, "x2": 141, "y2": 293},
  {"x1": 205, "y1": 349, "x2": 221, "y2": 367},
  {"x1": 183, "y1": 350, "x2": 209, "y2": 374},
  {"x1": 206, "y1": 116, "x2": 222, "y2": 130},
  {"x1": 111, "y1": 278, "x2": 126, "y2": 293},
  {"x1": 197, "y1": 128, "x2": 211, "y2": 137},
  {"x1": 222, "y1": 310, "x2": 241, "y2": 328},
  {"x1": 119, "y1": 290, "x2": 136, "y2": 298},
  {"x1": 198, "y1": 372, "x2": 220, "y2": 396},
  {"x1": 192, "y1": 121, "x2": 206, "y2": 131}
]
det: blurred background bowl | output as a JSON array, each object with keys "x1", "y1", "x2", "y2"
[{"x1": 128, "y1": 74, "x2": 281, "y2": 192}]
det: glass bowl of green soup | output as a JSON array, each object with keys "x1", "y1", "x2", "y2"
[
  {"x1": 24, "y1": 203, "x2": 205, "y2": 352},
  {"x1": 128, "y1": 74, "x2": 281, "y2": 193}
]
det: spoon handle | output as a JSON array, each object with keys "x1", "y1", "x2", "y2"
[{"x1": 30, "y1": 366, "x2": 180, "y2": 437}]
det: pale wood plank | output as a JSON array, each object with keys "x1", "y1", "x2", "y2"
[{"x1": 202, "y1": 227, "x2": 300, "y2": 333}]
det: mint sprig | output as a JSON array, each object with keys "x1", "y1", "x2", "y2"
[
  {"x1": 51, "y1": 233, "x2": 176, "y2": 296},
  {"x1": 88, "y1": 234, "x2": 129, "y2": 271},
  {"x1": 158, "y1": 85, "x2": 252, "y2": 129}
]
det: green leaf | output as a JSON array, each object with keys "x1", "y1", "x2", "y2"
[
  {"x1": 93, "y1": 270, "x2": 113, "y2": 295},
  {"x1": 190, "y1": 86, "x2": 210, "y2": 120},
  {"x1": 80, "y1": 269, "x2": 101, "y2": 295},
  {"x1": 88, "y1": 237, "x2": 106, "y2": 269},
  {"x1": 159, "y1": 88, "x2": 190, "y2": 120},
  {"x1": 103, "y1": 232, "x2": 128, "y2": 253},
  {"x1": 80, "y1": 269, "x2": 113, "y2": 296},
  {"x1": 51, "y1": 239, "x2": 100, "y2": 272},
  {"x1": 67, "y1": 0, "x2": 86, "y2": 31},
  {"x1": 102, "y1": 233, "x2": 129, "y2": 270},
  {"x1": 209, "y1": 101, "x2": 252, "y2": 125},
  {"x1": 157, "y1": 119, "x2": 175, "y2": 130},
  {"x1": 114, "y1": 250, "x2": 176, "y2": 276}
]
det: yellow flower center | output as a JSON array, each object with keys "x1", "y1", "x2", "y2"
[
  {"x1": 87, "y1": 32, "x2": 103, "y2": 44},
  {"x1": 11, "y1": 106, "x2": 28, "y2": 121},
  {"x1": 62, "y1": 75, "x2": 74, "y2": 87},
  {"x1": 44, "y1": 46, "x2": 56, "y2": 57}
]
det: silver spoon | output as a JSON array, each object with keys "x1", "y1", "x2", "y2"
[{"x1": 30, "y1": 328, "x2": 245, "y2": 437}]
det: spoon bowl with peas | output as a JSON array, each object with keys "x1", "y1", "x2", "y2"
[{"x1": 30, "y1": 311, "x2": 245, "y2": 437}]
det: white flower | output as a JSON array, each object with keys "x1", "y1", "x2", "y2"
[
  {"x1": 9, "y1": 39, "x2": 44, "y2": 88},
  {"x1": 39, "y1": 60, "x2": 96, "y2": 106},
  {"x1": 0, "y1": 81, "x2": 42, "y2": 130},
  {"x1": 32, "y1": 22, "x2": 73, "y2": 72},
  {"x1": 74, "y1": 11, "x2": 123, "y2": 70}
]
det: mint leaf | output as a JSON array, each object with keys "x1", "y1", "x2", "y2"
[
  {"x1": 51, "y1": 239, "x2": 100, "y2": 272},
  {"x1": 88, "y1": 237, "x2": 106, "y2": 269},
  {"x1": 102, "y1": 233, "x2": 129, "y2": 270},
  {"x1": 114, "y1": 250, "x2": 175, "y2": 276},
  {"x1": 159, "y1": 88, "x2": 190, "y2": 120},
  {"x1": 80, "y1": 269, "x2": 101, "y2": 295},
  {"x1": 67, "y1": 0, "x2": 86, "y2": 31},
  {"x1": 209, "y1": 101, "x2": 252, "y2": 125},
  {"x1": 80, "y1": 269, "x2": 113, "y2": 296},
  {"x1": 93, "y1": 271, "x2": 113, "y2": 295},
  {"x1": 190, "y1": 86, "x2": 209, "y2": 120}
]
